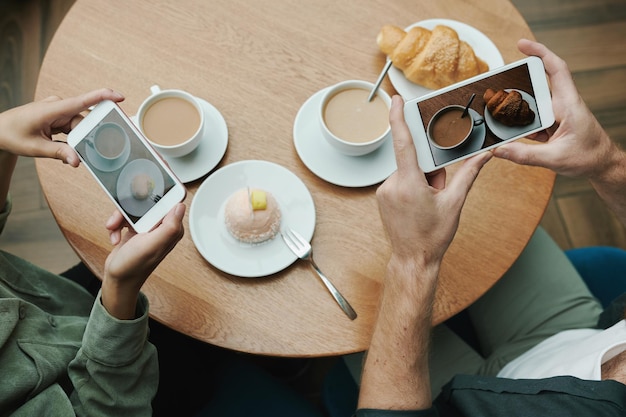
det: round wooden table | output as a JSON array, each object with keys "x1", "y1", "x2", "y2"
[{"x1": 35, "y1": 0, "x2": 554, "y2": 357}]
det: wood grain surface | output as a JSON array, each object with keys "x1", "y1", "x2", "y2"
[{"x1": 34, "y1": 0, "x2": 554, "y2": 356}]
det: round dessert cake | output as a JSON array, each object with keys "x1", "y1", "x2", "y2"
[
  {"x1": 131, "y1": 173, "x2": 155, "y2": 200},
  {"x1": 224, "y1": 188, "x2": 281, "y2": 244}
]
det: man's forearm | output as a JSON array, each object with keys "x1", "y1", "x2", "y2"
[
  {"x1": 358, "y1": 256, "x2": 440, "y2": 411},
  {"x1": 590, "y1": 143, "x2": 626, "y2": 227}
]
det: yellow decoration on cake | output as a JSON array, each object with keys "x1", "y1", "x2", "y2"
[{"x1": 250, "y1": 189, "x2": 267, "y2": 210}]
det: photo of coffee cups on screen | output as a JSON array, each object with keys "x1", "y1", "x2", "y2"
[{"x1": 138, "y1": 85, "x2": 204, "y2": 158}]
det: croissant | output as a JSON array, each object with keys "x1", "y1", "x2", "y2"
[
  {"x1": 376, "y1": 24, "x2": 489, "y2": 90},
  {"x1": 483, "y1": 88, "x2": 535, "y2": 126}
]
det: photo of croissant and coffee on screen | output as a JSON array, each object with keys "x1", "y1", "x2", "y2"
[{"x1": 416, "y1": 63, "x2": 541, "y2": 166}]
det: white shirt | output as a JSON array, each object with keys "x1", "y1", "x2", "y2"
[{"x1": 497, "y1": 320, "x2": 626, "y2": 380}]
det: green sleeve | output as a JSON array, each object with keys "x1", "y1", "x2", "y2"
[
  {"x1": 0, "y1": 194, "x2": 11, "y2": 235},
  {"x1": 68, "y1": 290, "x2": 158, "y2": 416}
]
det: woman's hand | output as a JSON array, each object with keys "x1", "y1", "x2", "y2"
[
  {"x1": 101, "y1": 203, "x2": 186, "y2": 319},
  {"x1": 0, "y1": 88, "x2": 124, "y2": 166}
]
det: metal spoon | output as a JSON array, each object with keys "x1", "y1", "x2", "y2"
[
  {"x1": 461, "y1": 93, "x2": 476, "y2": 118},
  {"x1": 367, "y1": 59, "x2": 393, "y2": 102}
]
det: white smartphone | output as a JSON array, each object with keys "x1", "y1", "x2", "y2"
[
  {"x1": 403, "y1": 56, "x2": 555, "y2": 173},
  {"x1": 68, "y1": 100, "x2": 186, "y2": 233}
]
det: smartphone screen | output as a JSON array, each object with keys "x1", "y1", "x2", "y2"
[
  {"x1": 73, "y1": 106, "x2": 178, "y2": 224},
  {"x1": 412, "y1": 61, "x2": 545, "y2": 168}
]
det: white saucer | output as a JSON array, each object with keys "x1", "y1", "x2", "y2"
[
  {"x1": 430, "y1": 108, "x2": 486, "y2": 166},
  {"x1": 484, "y1": 89, "x2": 540, "y2": 140},
  {"x1": 388, "y1": 19, "x2": 505, "y2": 100},
  {"x1": 293, "y1": 87, "x2": 397, "y2": 188},
  {"x1": 132, "y1": 97, "x2": 228, "y2": 183},
  {"x1": 116, "y1": 159, "x2": 165, "y2": 217},
  {"x1": 189, "y1": 160, "x2": 316, "y2": 278}
]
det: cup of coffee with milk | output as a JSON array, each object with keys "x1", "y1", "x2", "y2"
[
  {"x1": 137, "y1": 85, "x2": 204, "y2": 158},
  {"x1": 320, "y1": 80, "x2": 391, "y2": 156},
  {"x1": 427, "y1": 105, "x2": 484, "y2": 150},
  {"x1": 90, "y1": 122, "x2": 130, "y2": 170}
]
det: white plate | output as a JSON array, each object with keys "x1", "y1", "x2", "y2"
[
  {"x1": 293, "y1": 87, "x2": 397, "y2": 187},
  {"x1": 484, "y1": 89, "x2": 540, "y2": 140},
  {"x1": 388, "y1": 19, "x2": 504, "y2": 100},
  {"x1": 132, "y1": 97, "x2": 228, "y2": 183},
  {"x1": 116, "y1": 158, "x2": 165, "y2": 217},
  {"x1": 189, "y1": 160, "x2": 316, "y2": 278},
  {"x1": 430, "y1": 108, "x2": 486, "y2": 166}
]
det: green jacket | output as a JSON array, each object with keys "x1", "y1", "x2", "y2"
[{"x1": 0, "y1": 198, "x2": 158, "y2": 416}]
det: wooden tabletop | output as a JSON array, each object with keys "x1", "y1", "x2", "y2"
[{"x1": 35, "y1": 0, "x2": 554, "y2": 357}]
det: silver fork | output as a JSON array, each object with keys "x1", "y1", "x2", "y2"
[{"x1": 281, "y1": 228, "x2": 357, "y2": 320}]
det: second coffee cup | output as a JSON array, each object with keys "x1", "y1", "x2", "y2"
[
  {"x1": 319, "y1": 80, "x2": 391, "y2": 156},
  {"x1": 137, "y1": 85, "x2": 204, "y2": 158}
]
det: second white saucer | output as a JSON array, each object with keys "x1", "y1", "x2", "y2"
[{"x1": 293, "y1": 87, "x2": 397, "y2": 188}]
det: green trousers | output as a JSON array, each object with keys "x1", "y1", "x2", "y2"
[{"x1": 345, "y1": 226, "x2": 604, "y2": 396}]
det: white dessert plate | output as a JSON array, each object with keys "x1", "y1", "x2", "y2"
[
  {"x1": 116, "y1": 158, "x2": 165, "y2": 217},
  {"x1": 484, "y1": 89, "x2": 540, "y2": 140},
  {"x1": 388, "y1": 19, "x2": 505, "y2": 100},
  {"x1": 293, "y1": 87, "x2": 397, "y2": 188},
  {"x1": 189, "y1": 160, "x2": 316, "y2": 278},
  {"x1": 131, "y1": 97, "x2": 228, "y2": 184},
  {"x1": 430, "y1": 108, "x2": 486, "y2": 166}
]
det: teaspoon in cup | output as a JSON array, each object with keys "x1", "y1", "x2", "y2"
[
  {"x1": 367, "y1": 59, "x2": 393, "y2": 102},
  {"x1": 461, "y1": 93, "x2": 476, "y2": 118}
]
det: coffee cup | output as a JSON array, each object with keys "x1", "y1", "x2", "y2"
[
  {"x1": 90, "y1": 122, "x2": 130, "y2": 168},
  {"x1": 319, "y1": 80, "x2": 391, "y2": 156},
  {"x1": 427, "y1": 105, "x2": 484, "y2": 150},
  {"x1": 137, "y1": 85, "x2": 204, "y2": 158}
]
